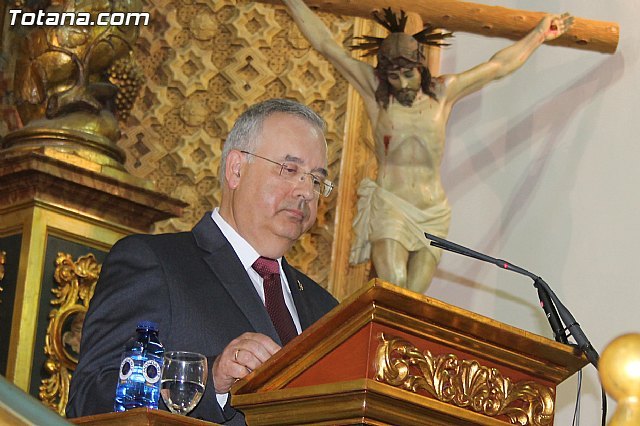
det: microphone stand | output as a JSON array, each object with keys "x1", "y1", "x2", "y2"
[{"x1": 424, "y1": 233, "x2": 599, "y2": 368}]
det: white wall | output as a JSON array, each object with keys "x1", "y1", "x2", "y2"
[{"x1": 430, "y1": 1, "x2": 638, "y2": 423}]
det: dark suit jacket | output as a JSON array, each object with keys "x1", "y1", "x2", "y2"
[{"x1": 66, "y1": 213, "x2": 338, "y2": 424}]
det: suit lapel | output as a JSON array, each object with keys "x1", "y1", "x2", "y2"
[
  {"x1": 192, "y1": 214, "x2": 281, "y2": 343},
  {"x1": 282, "y1": 258, "x2": 313, "y2": 331}
]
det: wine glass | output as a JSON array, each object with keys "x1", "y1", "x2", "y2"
[{"x1": 160, "y1": 351, "x2": 208, "y2": 415}]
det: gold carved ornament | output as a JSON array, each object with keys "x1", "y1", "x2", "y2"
[
  {"x1": 6, "y1": 0, "x2": 144, "y2": 168},
  {"x1": 374, "y1": 334, "x2": 555, "y2": 426},
  {"x1": 39, "y1": 253, "x2": 101, "y2": 416}
]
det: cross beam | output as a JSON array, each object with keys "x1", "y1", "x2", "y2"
[{"x1": 260, "y1": 0, "x2": 619, "y2": 54}]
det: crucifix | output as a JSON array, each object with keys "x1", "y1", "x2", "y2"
[
  {"x1": 257, "y1": 0, "x2": 618, "y2": 296},
  {"x1": 261, "y1": 0, "x2": 619, "y2": 53}
]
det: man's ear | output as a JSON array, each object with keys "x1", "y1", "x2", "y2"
[{"x1": 225, "y1": 150, "x2": 244, "y2": 189}]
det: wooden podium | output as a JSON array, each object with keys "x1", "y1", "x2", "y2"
[
  {"x1": 232, "y1": 279, "x2": 588, "y2": 425},
  {"x1": 70, "y1": 408, "x2": 217, "y2": 425}
]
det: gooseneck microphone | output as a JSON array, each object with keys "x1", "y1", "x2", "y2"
[
  {"x1": 424, "y1": 233, "x2": 600, "y2": 369},
  {"x1": 424, "y1": 233, "x2": 567, "y2": 344}
]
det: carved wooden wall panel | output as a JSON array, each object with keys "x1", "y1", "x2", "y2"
[{"x1": 118, "y1": 0, "x2": 357, "y2": 289}]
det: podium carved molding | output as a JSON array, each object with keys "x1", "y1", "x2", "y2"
[
  {"x1": 39, "y1": 252, "x2": 100, "y2": 416},
  {"x1": 375, "y1": 334, "x2": 555, "y2": 426}
]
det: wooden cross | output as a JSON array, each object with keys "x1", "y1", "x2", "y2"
[{"x1": 259, "y1": 0, "x2": 619, "y2": 54}]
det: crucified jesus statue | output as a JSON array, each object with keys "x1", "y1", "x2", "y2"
[{"x1": 282, "y1": 0, "x2": 573, "y2": 294}]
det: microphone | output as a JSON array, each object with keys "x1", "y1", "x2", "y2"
[
  {"x1": 425, "y1": 233, "x2": 600, "y2": 368},
  {"x1": 425, "y1": 233, "x2": 566, "y2": 343}
]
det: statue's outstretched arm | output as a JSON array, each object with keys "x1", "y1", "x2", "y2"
[
  {"x1": 442, "y1": 13, "x2": 574, "y2": 105},
  {"x1": 282, "y1": 0, "x2": 377, "y2": 105}
]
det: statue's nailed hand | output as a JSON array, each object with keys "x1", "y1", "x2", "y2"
[{"x1": 540, "y1": 12, "x2": 574, "y2": 42}]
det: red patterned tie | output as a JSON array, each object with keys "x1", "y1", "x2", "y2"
[{"x1": 252, "y1": 257, "x2": 298, "y2": 345}]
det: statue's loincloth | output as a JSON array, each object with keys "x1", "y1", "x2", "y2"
[{"x1": 349, "y1": 178, "x2": 451, "y2": 264}]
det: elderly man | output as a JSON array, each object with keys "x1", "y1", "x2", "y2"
[
  {"x1": 67, "y1": 99, "x2": 339, "y2": 424},
  {"x1": 282, "y1": 0, "x2": 572, "y2": 293}
]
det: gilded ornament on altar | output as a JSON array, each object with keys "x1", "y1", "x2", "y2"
[
  {"x1": 39, "y1": 252, "x2": 100, "y2": 416},
  {"x1": 374, "y1": 334, "x2": 555, "y2": 425},
  {"x1": 108, "y1": 53, "x2": 145, "y2": 121},
  {"x1": 3, "y1": 0, "x2": 145, "y2": 167}
]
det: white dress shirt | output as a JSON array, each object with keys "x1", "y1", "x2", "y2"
[{"x1": 210, "y1": 209, "x2": 302, "y2": 332}]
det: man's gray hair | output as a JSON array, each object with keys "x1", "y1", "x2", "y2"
[{"x1": 219, "y1": 98, "x2": 326, "y2": 186}]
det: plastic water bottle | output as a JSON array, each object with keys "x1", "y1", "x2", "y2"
[{"x1": 114, "y1": 321, "x2": 164, "y2": 411}]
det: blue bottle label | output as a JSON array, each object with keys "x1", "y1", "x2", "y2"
[
  {"x1": 142, "y1": 359, "x2": 161, "y2": 384},
  {"x1": 119, "y1": 357, "x2": 135, "y2": 380},
  {"x1": 117, "y1": 355, "x2": 162, "y2": 386}
]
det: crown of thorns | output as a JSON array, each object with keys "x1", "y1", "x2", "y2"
[{"x1": 350, "y1": 8, "x2": 453, "y2": 57}]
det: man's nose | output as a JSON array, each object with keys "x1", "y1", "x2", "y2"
[
  {"x1": 400, "y1": 77, "x2": 408, "y2": 88},
  {"x1": 293, "y1": 173, "x2": 316, "y2": 200}
]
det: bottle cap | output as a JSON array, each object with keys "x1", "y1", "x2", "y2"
[{"x1": 136, "y1": 321, "x2": 159, "y2": 331}]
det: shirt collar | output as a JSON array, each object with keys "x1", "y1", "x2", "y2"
[{"x1": 210, "y1": 208, "x2": 283, "y2": 271}]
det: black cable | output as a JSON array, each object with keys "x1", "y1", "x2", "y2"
[
  {"x1": 572, "y1": 369, "x2": 581, "y2": 426},
  {"x1": 601, "y1": 386, "x2": 607, "y2": 426}
]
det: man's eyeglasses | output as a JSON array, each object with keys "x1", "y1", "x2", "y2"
[{"x1": 240, "y1": 151, "x2": 334, "y2": 198}]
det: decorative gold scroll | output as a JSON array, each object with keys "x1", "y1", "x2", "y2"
[
  {"x1": 39, "y1": 253, "x2": 101, "y2": 416},
  {"x1": 374, "y1": 334, "x2": 555, "y2": 426}
]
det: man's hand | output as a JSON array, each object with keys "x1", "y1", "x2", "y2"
[
  {"x1": 540, "y1": 13, "x2": 574, "y2": 42},
  {"x1": 212, "y1": 332, "x2": 281, "y2": 394}
]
